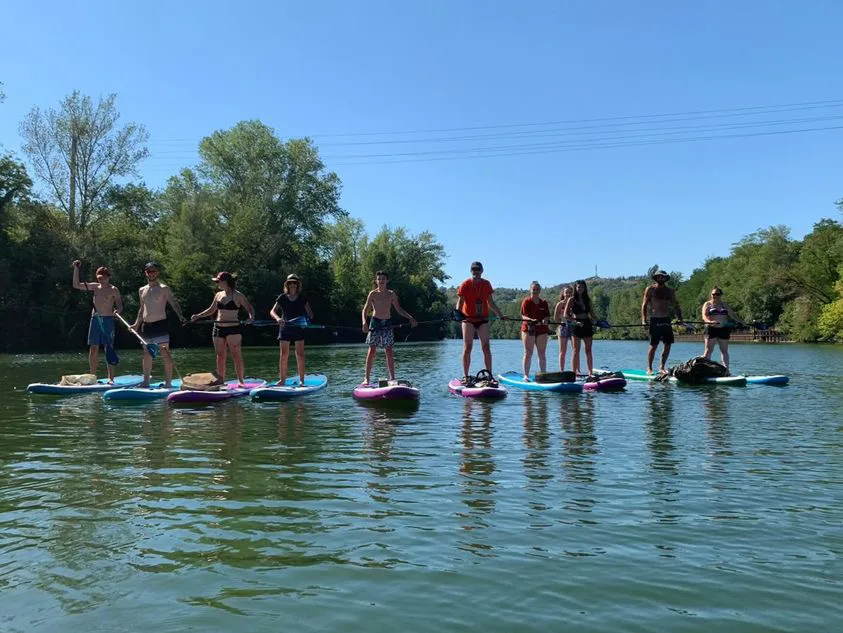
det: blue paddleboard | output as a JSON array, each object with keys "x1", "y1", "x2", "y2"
[
  {"x1": 498, "y1": 371, "x2": 583, "y2": 393},
  {"x1": 103, "y1": 379, "x2": 183, "y2": 401},
  {"x1": 26, "y1": 374, "x2": 144, "y2": 395},
  {"x1": 250, "y1": 374, "x2": 328, "y2": 401}
]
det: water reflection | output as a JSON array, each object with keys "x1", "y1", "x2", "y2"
[
  {"x1": 457, "y1": 399, "x2": 497, "y2": 556},
  {"x1": 703, "y1": 388, "x2": 733, "y2": 458},
  {"x1": 560, "y1": 396, "x2": 597, "y2": 484},
  {"x1": 522, "y1": 394, "x2": 551, "y2": 488},
  {"x1": 644, "y1": 386, "x2": 677, "y2": 475},
  {"x1": 644, "y1": 385, "x2": 680, "y2": 524}
]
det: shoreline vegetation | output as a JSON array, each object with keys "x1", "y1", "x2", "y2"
[{"x1": 2, "y1": 91, "x2": 843, "y2": 353}]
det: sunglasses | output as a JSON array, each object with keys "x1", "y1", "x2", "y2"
[
  {"x1": 471, "y1": 268, "x2": 482, "y2": 272},
  {"x1": 145, "y1": 269, "x2": 159, "y2": 274},
  {"x1": 712, "y1": 292, "x2": 722, "y2": 296}
]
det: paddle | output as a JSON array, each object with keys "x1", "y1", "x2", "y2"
[
  {"x1": 114, "y1": 312, "x2": 160, "y2": 358},
  {"x1": 96, "y1": 315, "x2": 120, "y2": 365}
]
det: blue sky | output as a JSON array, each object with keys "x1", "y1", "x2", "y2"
[{"x1": 2, "y1": 0, "x2": 842, "y2": 288}]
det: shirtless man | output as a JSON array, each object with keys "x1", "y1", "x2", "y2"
[
  {"x1": 130, "y1": 261, "x2": 187, "y2": 387},
  {"x1": 361, "y1": 271, "x2": 417, "y2": 384},
  {"x1": 641, "y1": 269, "x2": 684, "y2": 374},
  {"x1": 72, "y1": 260, "x2": 123, "y2": 382}
]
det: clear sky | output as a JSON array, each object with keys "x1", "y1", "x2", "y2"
[{"x1": 2, "y1": 0, "x2": 842, "y2": 288}]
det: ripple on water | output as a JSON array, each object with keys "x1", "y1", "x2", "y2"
[{"x1": 1, "y1": 342, "x2": 843, "y2": 631}]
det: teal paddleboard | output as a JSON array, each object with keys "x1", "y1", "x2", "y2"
[{"x1": 498, "y1": 371, "x2": 583, "y2": 393}]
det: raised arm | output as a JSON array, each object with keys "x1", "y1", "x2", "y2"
[{"x1": 71, "y1": 260, "x2": 96, "y2": 291}]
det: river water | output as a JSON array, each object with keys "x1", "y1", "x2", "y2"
[{"x1": 1, "y1": 340, "x2": 842, "y2": 632}]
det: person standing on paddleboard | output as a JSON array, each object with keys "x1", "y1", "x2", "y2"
[
  {"x1": 131, "y1": 262, "x2": 187, "y2": 388},
  {"x1": 553, "y1": 285, "x2": 574, "y2": 372},
  {"x1": 701, "y1": 286, "x2": 743, "y2": 374},
  {"x1": 270, "y1": 274, "x2": 313, "y2": 386},
  {"x1": 361, "y1": 270, "x2": 418, "y2": 385},
  {"x1": 456, "y1": 261, "x2": 507, "y2": 384},
  {"x1": 72, "y1": 260, "x2": 123, "y2": 384},
  {"x1": 563, "y1": 280, "x2": 598, "y2": 379},
  {"x1": 641, "y1": 270, "x2": 684, "y2": 374},
  {"x1": 520, "y1": 281, "x2": 550, "y2": 380},
  {"x1": 190, "y1": 272, "x2": 255, "y2": 386}
]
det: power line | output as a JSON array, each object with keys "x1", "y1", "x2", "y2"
[
  {"x1": 327, "y1": 124, "x2": 843, "y2": 165},
  {"x1": 142, "y1": 98, "x2": 843, "y2": 148}
]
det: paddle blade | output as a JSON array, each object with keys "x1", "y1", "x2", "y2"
[
  {"x1": 595, "y1": 319, "x2": 611, "y2": 329},
  {"x1": 105, "y1": 343, "x2": 119, "y2": 365},
  {"x1": 146, "y1": 343, "x2": 160, "y2": 359},
  {"x1": 286, "y1": 316, "x2": 309, "y2": 328}
]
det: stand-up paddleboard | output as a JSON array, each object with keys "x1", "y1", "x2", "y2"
[
  {"x1": 582, "y1": 375, "x2": 627, "y2": 391},
  {"x1": 103, "y1": 379, "x2": 183, "y2": 401},
  {"x1": 251, "y1": 374, "x2": 328, "y2": 401},
  {"x1": 166, "y1": 379, "x2": 266, "y2": 404},
  {"x1": 353, "y1": 380, "x2": 420, "y2": 402},
  {"x1": 498, "y1": 371, "x2": 583, "y2": 393},
  {"x1": 26, "y1": 374, "x2": 144, "y2": 395},
  {"x1": 448, "y1": 379, "x2": 507, "y2": 399},
  {"x1": 744, "y1": 374, "x2": 789, "y2": 385},
  {"x1": 617, "y1": 369, "x2": 747, "y2": 386}
]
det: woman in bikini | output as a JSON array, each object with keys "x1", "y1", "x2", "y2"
[
  {"x1": 190, "y1": 271, "x2": 255, "y2": 385},
  {"x1": 564, "y1": 280, "x2": 598, "y2": 378},
  {"x1": 553, "y1": 285, "x2": 574, "y2": 372},
  {"x1": 520, "y1": 281, "x2": 550, "y2": 380},
  {"x1": 701, "y1": 286, "x2": 742, "y2": 374}
]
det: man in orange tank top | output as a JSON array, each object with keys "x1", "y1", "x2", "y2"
[{"x1": 456, "y1": 261, "x2": 506, "y2": 382}]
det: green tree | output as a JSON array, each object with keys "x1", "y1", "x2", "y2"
[
  {"x1": 19, "y1": 91, "x2": 149, "y2": 232},
  {"x1": 360, "y1": 226, "x2": 449, "y2": 323},
  {"x1": 0, "y1": 153, "x2": 32, "y2": 222}
]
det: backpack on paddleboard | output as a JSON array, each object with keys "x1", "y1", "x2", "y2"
[
  {"x1": 59, "y1": 373, "x2": 98, "y2": 386},
  {"x1": 590, "y1": 371, "x2": 625, "y2": 382},
  {"x1": 181, "y1": 372, "x2": 225, "y2": 391},
  {"x1": 535, "y1": 371, "x2": 576, "y2": 383},
  {"x1": 666, "y1": 357, "x2": 728, "y2": 384}
]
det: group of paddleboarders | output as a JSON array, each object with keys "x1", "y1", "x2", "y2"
[
  {"x1": 510, "y1": 269, "x2": 742, "y2": 381},
  {"x1": 71, "y1": 261, "x2": 419, "y2": 389},
  {"x1": 72, "y1": 260, "x2": 744, "y2": 389}
]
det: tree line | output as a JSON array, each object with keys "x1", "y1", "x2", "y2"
[{"x1": 2, "y1": 90, "x2": 842, "y2": 352}]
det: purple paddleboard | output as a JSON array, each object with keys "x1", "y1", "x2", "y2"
[
  {"x1": 583, "y1": 376, "x2": 627, "y2": 392},
  {"x1": 353, "y1": 381, "x2": 419, "y2": 401},
  {"x1": 448, "y1": 379, "x2": 507, "y2": 399},
  {"x1": 167, "y1": 379, "x2": 266, "y2": 404}
]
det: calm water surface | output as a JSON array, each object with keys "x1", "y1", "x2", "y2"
[{"x1": 1, "y1": 340, "x2": 842, "y2": 632}]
